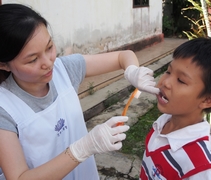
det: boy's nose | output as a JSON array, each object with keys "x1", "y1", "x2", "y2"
[{"x1": 162, "y1": 77, "x2": 171, "y2": 89}]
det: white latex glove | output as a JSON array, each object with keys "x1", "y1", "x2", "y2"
[
  {"x1": 69, "y1": 116, "x2": 129, "y2": 162},
  {"x1": 124, "y1": 65, "x2": 160, "y2": 94}
]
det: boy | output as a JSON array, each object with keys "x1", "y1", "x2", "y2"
[{"x1": 140, "y1": 38, "x2": 211, "y2": 180}]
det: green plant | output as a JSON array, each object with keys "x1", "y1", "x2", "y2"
[
  {"x1": 163, "y1": 15, "x2": 175, "y2": 37},
  {"x1": 105, "y1": 90, "x2": 115, "y2": 99},
  {"x1": 154, "y1": 64, "x2": 168, "y2": 78},
  {"x1": 87, "y1": 82, "x2": 95, "y2": 95},
  {"x1": 182, "y1": 0, "x2": 211, "y2": 39},
  {"x1": 163, "y1": 0, "x2": 191, "y2": 37},
  {"x1": 121, "y1": 105, "x2": 162, "y2": 158},
  {"x1": 205, "y1": 113, "x2": 210, "y2": 123},
  {"x1": 104, "y1": 90, "x2": 120, "y2": 108}
]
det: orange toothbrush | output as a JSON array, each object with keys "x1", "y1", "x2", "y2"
[{"x1": 116, "y1": 88, "x2": 141, "y2": 126}]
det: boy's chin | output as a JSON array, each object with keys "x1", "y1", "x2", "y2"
[{"x1": 157, "y1": 104, "x2": 168, "y2": 114}]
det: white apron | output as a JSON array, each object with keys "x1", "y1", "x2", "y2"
[{"x1": 0, "y1": 59, "x2": 99, "y2": 179}]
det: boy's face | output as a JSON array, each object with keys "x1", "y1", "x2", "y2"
[{"x1": 156, "y1": 57, "x2": 206, "y2": 117}]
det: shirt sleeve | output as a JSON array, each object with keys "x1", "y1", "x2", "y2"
[
  {"x1": 58, "y1": 54, "x2": 86, "y2": 93},
  {"x1": 184, "y1": 169, "x2": 211, "y2": 180},
  {"x1": 0, "y1": 107, "x2": 18, "y2": 134}
]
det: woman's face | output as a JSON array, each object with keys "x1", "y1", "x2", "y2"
[{"x1": 6, "y1": 24, "x2": 57, "y2": 93}]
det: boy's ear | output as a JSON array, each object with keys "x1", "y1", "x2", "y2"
[
  {"x1": 0, "y1": 62, "x2": 10, "y2": 71},
  {"x1": 200, "y1": 96, "x2": 211, "y2": 109}
]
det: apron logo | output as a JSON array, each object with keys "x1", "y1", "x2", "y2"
[{"x1": 55, "y1": 118, "x2": 67, "y2": 136}]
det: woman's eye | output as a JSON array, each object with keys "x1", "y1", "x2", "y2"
[
  {"x1": 165, "y1": 71, "x2": 170, "y2": 74},
  {"x1": 29, "y1": 58, "x2": 37, "y2": 63}
]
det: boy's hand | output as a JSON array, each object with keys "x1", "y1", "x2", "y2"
[{"x1": 124, "y1": 65, "x2": 160, "y2": 94}]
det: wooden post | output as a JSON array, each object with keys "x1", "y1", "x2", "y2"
[{"x1": 0, "y1": 0, "x2": 2, "y2": 5}]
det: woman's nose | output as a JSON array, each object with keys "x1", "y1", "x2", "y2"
[{"x1": 41, "y1": 55, "x2": 52, "y2": 70}]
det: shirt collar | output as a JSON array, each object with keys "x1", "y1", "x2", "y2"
[{"x1": 153, "y1": 114, "x2": 211, "y2": 151}]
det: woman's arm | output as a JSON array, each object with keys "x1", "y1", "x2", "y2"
[
  {"x1": 83, "y1": 50, "x2": 139, "y2": 77},
  {"x1": 83, "y1": 50, "x2": 159, "y2": 94},
  {"x1": 0, "y1": 129, "x2": 78, "y2": 180},
  {"x1": 0, "y1": 116, "x2": 129, "y2": 180}
]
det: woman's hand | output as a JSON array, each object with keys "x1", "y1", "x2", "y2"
[
  {"x1": 124, "y1": 65, "x2": 160, "y2": 94},
  {"x1": 69, "y1": 116, "x2": 129, "y2": 162}
]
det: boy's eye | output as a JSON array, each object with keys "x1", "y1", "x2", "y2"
[
  {"x1": 48, "y1": 45, "x2": 53, "y2": 50},
  {"x1": 178, "y1": 78, "x2": 185, "y2": 84}
]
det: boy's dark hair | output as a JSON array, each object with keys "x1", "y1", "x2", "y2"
[
  {"x1": 173, "y1": 37, "x2": 211, "y2": 113},
  {"x1": 0, "y1": 4, "x2": 48, "y2": 82}
]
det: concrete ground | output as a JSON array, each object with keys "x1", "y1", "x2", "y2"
[{"x1": 79, "y1": 38, "x2": 187, "y2": 180}]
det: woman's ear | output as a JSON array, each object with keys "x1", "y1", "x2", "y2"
[
  {"x1": 200, "y1": 96, "x2": 211, "y2": 109},
  {"x1": 0, "y1": 62, "x2": 10, "y2": 71}
]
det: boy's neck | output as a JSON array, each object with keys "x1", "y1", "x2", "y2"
[{"x1": 161, "y1": 115, "x2": 204, "y2": 134}]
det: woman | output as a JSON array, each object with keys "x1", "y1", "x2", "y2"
[{"x1": 0, "y1": 3, "x2": 159, "y2": 180}]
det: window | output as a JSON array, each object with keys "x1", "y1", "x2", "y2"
[{"x1": 133, "y1": 0, "x2": 149, "y2": 8}]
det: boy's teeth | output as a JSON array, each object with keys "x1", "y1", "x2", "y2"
[{"x1": 162, "y1": 96, "x2": 168, "y2": 103}]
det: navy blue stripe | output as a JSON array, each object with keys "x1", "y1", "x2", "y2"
[
  {"x1": 163, "y1": 150, "x2": 184, "y2": 177},
  {"x1": 142, "y1": 160, "x2": 153, "y2": 180},
  {"x1": 198, "y1": 141, "x2": 211, "y2": 161}
]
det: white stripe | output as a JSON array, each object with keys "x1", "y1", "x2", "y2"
[
  {"x1": 162, "y1": 148, "x2": 194, "y2": 175},
  {"x1": 197, "y1": 141, "x2": 211, "y2": 163}
]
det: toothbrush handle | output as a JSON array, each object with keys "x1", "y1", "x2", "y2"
[{"x1": 116, "y1": 88, "x2": 139, "y2": 126}]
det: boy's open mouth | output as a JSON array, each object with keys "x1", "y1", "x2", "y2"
[{"x1": 159, "y1": 91, "x2": 169, "y2": 103}]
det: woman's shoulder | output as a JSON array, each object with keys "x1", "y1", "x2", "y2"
[
  {"x1": 0, "y1": 107, "x2": 18, "y2": 134},
  {"x1": 56, "y1": 54, "x2": 86, "y2": 92},
  {"x1": 57, "y1": 53, "x2": 85, "y2": 63},
  {"x1": 56, "y1": 54, "x2": 86, "y2": 74}
]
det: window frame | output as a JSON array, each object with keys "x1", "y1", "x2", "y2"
[{"x1": 133, "y1": 0, "x2": 149, "y2": 8}]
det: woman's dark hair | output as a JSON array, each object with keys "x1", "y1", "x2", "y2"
[
  {"x1": 173, "y1": 37, "x2": 211, "y2": 113},
  {"x1": 0, "y1": 3, "x2": 48, "y2": 82}
]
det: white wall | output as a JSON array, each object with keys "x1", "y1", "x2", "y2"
[{"x1": 2, "y1": 0, "x2": 162, "y2": 55}]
